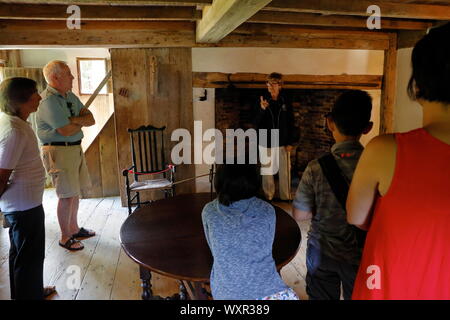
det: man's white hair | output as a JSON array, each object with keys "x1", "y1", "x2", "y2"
[{"x1": 43, "y1": 60, "x2": 68, "y2": 84}]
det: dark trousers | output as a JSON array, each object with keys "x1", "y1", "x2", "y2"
[
  {"x1": 4, "y1": 205, "x2": 45, "y2": 300},
  {"x1": 305, "y1": 244, "x2": 359, "y2": 300}
]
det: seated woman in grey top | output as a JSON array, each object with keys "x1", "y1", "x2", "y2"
[{"x1": 202, "y1": 163, "x2": 298, "y2": 300}]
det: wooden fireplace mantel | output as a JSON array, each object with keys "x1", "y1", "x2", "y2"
[{"x1": 193, "y1": 72, "x2": 382, "y2": 90}]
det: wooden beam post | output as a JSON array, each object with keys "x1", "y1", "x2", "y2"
[
  {"x1": 196, "y1": 0, "x2": 272, "y2": 43},
  {"x1": 380, "y1": 33, "x2": 397, "y2": 134}
]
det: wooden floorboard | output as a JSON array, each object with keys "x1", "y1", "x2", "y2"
[{"x1": 0, "y1": 190, "x2": 310, "y2": 300}]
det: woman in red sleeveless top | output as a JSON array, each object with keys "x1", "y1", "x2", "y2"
[{"x1": 346, "y1": 23, "x2": 450, "y2": 300}]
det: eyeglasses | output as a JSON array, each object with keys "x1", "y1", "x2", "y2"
[{"x1": 67, "y1": 102, "x2": 75, "y2": 117}]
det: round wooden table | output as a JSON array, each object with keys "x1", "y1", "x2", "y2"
[{"x1": 120, "y1": 193, "x2": 301, "y2": 299}]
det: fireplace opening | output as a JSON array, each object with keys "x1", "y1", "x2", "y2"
[{"x1": 215, "y1": 87, "x2": 348, "y2": 195}]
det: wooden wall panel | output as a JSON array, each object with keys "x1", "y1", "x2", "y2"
[
  {"x1": 82, "y1": 116, "x2": 120, "y2": 199},
  {"x1": 0, "y1": 50, "x2": 21, "y2": 67},
  {"x1": 99, "y1": 116, "x2": 121, "y2": 197},
  {"x1": 111, "y1": 48, "x2": 195, "y2": 206},
  {"x1": 82, "y1": 137, "x2": 103, "y2": 198}
]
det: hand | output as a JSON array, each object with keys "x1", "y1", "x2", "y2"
[
  {"x1": 285, "y1": 145, "x2": 294, "y2": 153},
  {"x1": 260, "y1": 96, "x2": 269, "y2": 110}
]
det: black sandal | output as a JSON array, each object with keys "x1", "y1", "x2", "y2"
[
  {"x1": 43, "y1": 286, "x2": 57, "y2": 298},
  {"x1": 59, "y1": 237, "x2": 84, "y2": 251},
  {"x1": 72, "y1": 227, "x2": 96, "y2": 239}
]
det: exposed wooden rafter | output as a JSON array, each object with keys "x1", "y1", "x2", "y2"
[
  {"x1": 193, "y1": 72, "x2": 383, "y2": 90},
  {"x1": 0, "y1": 20, "x2": 196, "y2": 48},
  {"x1": 0, "y1": 4, "x2": 201, "y2": 20},
  {"x1": 0, "y1": 20, "x2": 391, "y2": 50},
  {"x1": 249, "y1": 11, "x2": 433, "y2": 31},
  {"x1": 0, "y1": 0, "x2": 211, "y2": 5},
  {"x1": 266, "y1": 0, "x2": 450, "y2": 20},
  {"x1": 196, "y1": 0, "x2": 272, "y2": 43},
  {"x1": 218, "y1": 23, "x2": 390, "y2": 50}
]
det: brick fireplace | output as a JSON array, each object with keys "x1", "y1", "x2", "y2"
[{"x1": 215, "y1": 87, "x2": 347, "y2": 179}]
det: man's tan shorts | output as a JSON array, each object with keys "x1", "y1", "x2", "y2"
[{"x1": 42, "y1": 145, "x2": 91, "y2": 199}]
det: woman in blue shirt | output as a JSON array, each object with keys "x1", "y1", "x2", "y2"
[{"x1": 202, "y1": 163, "x2": 298, "y2": 300}]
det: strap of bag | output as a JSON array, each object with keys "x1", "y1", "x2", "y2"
[
  {"x1": 318, "y1": 153, "x2": 349, "y2": 209},
  {"x1": 318, "y1": 153, "x2": 366, "y2": 248}
]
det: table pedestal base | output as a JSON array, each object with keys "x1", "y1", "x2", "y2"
[
  {"x1": 139, "y1": 267, "x2": 211, "y2": 300},
  {"x1": 139, "y1": 267, "x2": 182, "y2": 300}
]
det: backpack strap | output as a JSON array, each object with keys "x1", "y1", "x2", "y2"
[
  {"x1": 318, "y1": 153, "x2": 349, "y2": 210},
  {"x1": 318, "y1": 153, "x2": 366, "y2": 249}
]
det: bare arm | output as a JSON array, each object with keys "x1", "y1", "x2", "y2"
[
  {"x1": 56, "y1": 108, "x2": 95, "y2": 136},
  {"x1": 56, "y1": 123, "x2": 83, "y2": 137},
  {"x1": 0, "y1": 168, "x2": 12, "y2": 198},
  {"x1": 69, "y1": 108, "x2": 95, "y2": 127},
  {"x1": 346, "y1": 134, "x2": 396, "y2": 229}
]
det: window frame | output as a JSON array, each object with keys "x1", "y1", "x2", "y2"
[{"x1": 76, "y1": 57, "x2": 108, "y2": 96}]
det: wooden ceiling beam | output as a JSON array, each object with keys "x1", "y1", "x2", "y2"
[
  {"x1": 196, "y1": 0, "x2": 272, "y2": 43},
  {"x1": 193, "y1": 72, "x2": 383, "y2": 90},
  {"x1": 0, "y1": 20, "x2": 390, "y2": 50},
  {"x1": 249, "y1": 11, "x2": 433, "y2": 30},
  {"x1": 0, "y1": 0, "x2": 211, "y2": 5},
  {"x1": 266, "y1": 0, "x2": 450, "y2": 20},
  {"x1": 214, "y1": 23, "x2": 391, "y2": 50},
  {"x1": 0, "y1": 4, "x2": 201, "y2": 20},
  {"x1": 0, "y1": 20, "x2": 197, "y2": 48}
]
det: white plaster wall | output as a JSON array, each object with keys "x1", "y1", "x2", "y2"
[
  {"x1": 192, "y1": 48, "x2": 384, "y2": 75},
  {"x1": 394, "y1": 48, "x2": 423, "y2": 133}
]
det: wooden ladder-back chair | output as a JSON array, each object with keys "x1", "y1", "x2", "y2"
[{"x1": 122, "y1": 125, "x2": 175, "y2": 215}]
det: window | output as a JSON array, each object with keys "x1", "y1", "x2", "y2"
[{"x1": 76, "y1": 58, "x2": 107, "y2": 95}]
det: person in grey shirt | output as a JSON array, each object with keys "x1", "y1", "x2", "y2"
[
  {"x1": 202, "y1": 163, "x2": 298, "y2": 300},
  {"x1": 292, "y1": 90, "x2": 373, "y2": 300}
]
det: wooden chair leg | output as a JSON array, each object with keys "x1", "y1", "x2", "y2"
[
  {"x1": 126, "y1": 192, "x2": 132, "y2": 215},
  {"x1": 136, "y1": 192, "x2": 141, "y2": 208}
]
